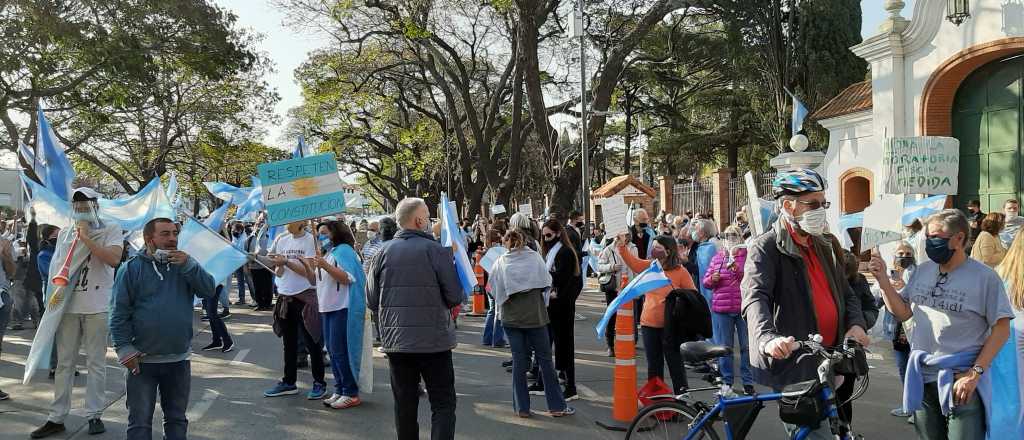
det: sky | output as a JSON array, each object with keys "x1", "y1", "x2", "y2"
[{"x1": 0, "y1": 0, "x2": 916, "y2": 170}]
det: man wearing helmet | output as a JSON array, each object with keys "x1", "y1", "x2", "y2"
[{"x1": 740, "y1": 168, "x2": 870, "y2": 438}]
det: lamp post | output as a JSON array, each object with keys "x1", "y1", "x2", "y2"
[
  {"x1": 572, "y1": 0, "x2": 589, "y2": 233},
  {"x1": 946, "y1": 0, "x2": 971, "y2": 25}
]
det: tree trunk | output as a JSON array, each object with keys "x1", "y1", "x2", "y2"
[{"x1": 623, "y1": 89, "x2": 633, "y2": 176}]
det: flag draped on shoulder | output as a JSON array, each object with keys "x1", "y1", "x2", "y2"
[
  {"x1": 595, "y1": 260, "x2": 672, "y2": 339},
  {"x1": 98, "y1": 178, "x2": 176, "y2": 232},
  {"x1": 36, "y1": 108, "x2": 76, "y2": 201},
  {"x1": 987, "y1": 317, "x2": 1024, "y2": 439},
  {"x1": 440, "y1": 193, "x2": 477, "y2": 297},
  {"x1": 178, "y1": 218, "x2": 249, "y2": 284}
]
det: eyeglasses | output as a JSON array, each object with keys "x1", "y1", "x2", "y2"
[
  {"x1": 795, "y1": 200, "x2": 832, "y2": 210},
  {"x1": 930, "y1": 272, "x2": 949, "y2": 297}
]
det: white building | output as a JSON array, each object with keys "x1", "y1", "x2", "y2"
[
  {"x1": 814, "y1": 0, "x2": 1024, "y2": 226},
  {"x1": 0, "y1": 168, "x2": 25, "y2": 214}
]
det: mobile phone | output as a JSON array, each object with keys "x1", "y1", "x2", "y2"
[{"x1": 889, "y1": 269, "x2": 899, "y2": 280}]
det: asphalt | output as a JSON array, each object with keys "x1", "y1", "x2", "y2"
[{"x1": 0, "y1": 284, "x2": 916, "y2": 440}]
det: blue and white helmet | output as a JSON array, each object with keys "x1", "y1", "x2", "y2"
[{"x1": 771, "y1": 168, "x2": 825, "y2": 199}]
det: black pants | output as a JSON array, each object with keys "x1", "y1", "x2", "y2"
[
  {"x1": 250, "y1": 268, "x2": 275, "y2": 309},
  {"x1": 547, "y1": 293, "x2": 577, "y2": 389},
  {"x1": 387, "y1": 351, "x2": 457, "y2": 440},
  {"x1": 203, "y1": 287, "x2": 233, "y2": 346},
  {"x1": 281, "y1": 299, "x2": 324, "y2": 385},
  {"x1": 641, "y1": 326, "x2": 688, "y2": 394},
  {"x1": 603, "y1": 291, "x2": 617, "y2": 350},
  {"x1": 836, "y1": 373, "x2": 855, "y2": 432}
]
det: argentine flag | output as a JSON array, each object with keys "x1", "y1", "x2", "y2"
[
  {"x1": 204, "y1": 201, "x2": 231, "y2": 232},
  {"x1": 901, "y1": 195, "x2": 946, "y2": 226},
  {"x1": 98, "y1": 178, "x2": 176, "y2": 232},
  {"x1": 595, "y1": 260, "x2": 672, "y2": 339},
  {"x1": 36, "y1": 108, "x2": 77, "y2": 201},
  {"x1": 786, "y1": 89, "x2": 809, "y2": 134},
  {"x1": 204, "y1": 181, "x2": 252, "y2": 204},
  {"x1": 21, "y1": 173, "x2": 73, "y2": 229},
  {"x1": 440, "y1": 193, "x2": 477, "y2": 297},
  {"x1": 233, "y1": 176, "x2": 264, "y2": 221},
  {"x1": 178, "y1": 218, "x2": 249, "y2": 285},
  {"x1": 293, "y1": 135, "x2": 310, "y2": 159}
]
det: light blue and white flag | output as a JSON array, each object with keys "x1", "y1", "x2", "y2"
[
  {"x1": 21, "y1": 173, "x2": 73, "y2": 229},
  {"x1": 36, "y1": 108, "x2": 76, "y2": 201},
  {"x1": 293, "y1": 135, "x2": 310, "y2": 159},
  {"x1": 204, "y1": 181, "x2": 252, "y2": 204},
  {"x1": 786, "y1": 89, "x2": 809, "y2": 134},
  {"x1": 18, "y1": 141, "x2": 47, "y2": 184},
  {"x1": 441, "y1": 193, "x2": 477, "y2": 297},
  {"x1": 98, "y1": 178, "x2": 176, "y2": 232},
  {"x1": 987, "y1": 314, "x2": 1024, "y2": 439},
  {"x1": 165, "y1": 172, "x2": 183, "y2": 210},
  {"x1": 835, "y1": 212, "x2": 865, "y2": 249},
  {"x1": 595, "y1": 260, "x2": 672, "y2": 339},
  {"x1": 204, "y1": 201, "x2": 230, "y2": 232},
  {"x1": 179, "y1": 218, "x2": 249, "y2": 285},
  {"x1": 233, "y1": 177, "x2": 264, "y2": 221},
  {"x1": 901, "y1": 195, "x2": 946, "y2": 226}
]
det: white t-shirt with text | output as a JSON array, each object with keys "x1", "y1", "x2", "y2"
[
  {"x1": 270, "y1": 231, "x2": 317, "y2": 295},
  {"x1": 68, "y1": 225, "x2": 123, "y2": 314},
  {"x1": 316, "y1": 254, "x2": 352, "y2": 313}
]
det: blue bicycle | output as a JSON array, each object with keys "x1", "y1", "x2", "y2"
[{"x1": 625, "y1": 335, "x2": 868, "y2": 440}]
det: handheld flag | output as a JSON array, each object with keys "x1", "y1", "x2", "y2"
[
  {"x1": 36, "y1": 108, "x2": 76, "y2": 201},
  {"x1": 204, "y1": 181, "x2": 252, "y2": 204},
  {"x1": 178, "y1": 218, "x2": 250, "y2": 285},
  {"x1": 901, "y1": 195, "x2": 946, "y2": 226},
  {"x1": 21, "y1": 173, "x2": 73, "y2": 229},
  {"x1": 233, "y1": 177, "x2": 264, "y2": 221},
  {"x1": 98, "y1": 178, "x2": 176, "y2": 232},
  {"x1": 786, "y1": 89, "x2": 809, "y2": 135},
  {"x1": 440, "y1": 193, "x2": 478, "y2": 296},
  {"x1": 595, "y1": 260, "x2": 672, "y2": 339},
  {"x1": 204, "y1": 201, "x2": 230, "y2": 232}
]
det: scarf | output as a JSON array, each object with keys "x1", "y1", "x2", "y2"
[
  {"x1": 490, "y1": 248, "x2": 552, "y2": 320},
  {"x1": 545, "y1": 241, "x2": 562, "y2": 272}
]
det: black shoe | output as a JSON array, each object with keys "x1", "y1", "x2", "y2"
[
  {"x1": 563, "y1": 387, "x2": 580, "y2": 401},
  {"x1": 31, "y1": 421, "x2": 65, "y2": 439},
  {"x1": 233, "y1": 300, "x2": 247, "y2": 306},
  {"x1": 202, "y1": 342, "x2": 223, "y2": 351},
  {"x1": 88, "y1": 419, "x2": 105, "y2": 435},
  {"x1": 222, "y1": 342, "x2": 235, "y2": 353},
  {"x1": 527, "y1": 383, "x2": 544, "y2": 396},
  {"x1": 501, "y1": 360, "x2": 513, "y2": 368},
  {"x1": 219, "y1": 311, "x2": 231, "y2": 320},
  {"x1": 743, "y1": 385, "x2": 756, "y2": 395},
  {"x1": 48, "y1": 369, "x2": 55, "y2": 379},
  {"x1": 0, "y1": 389, "x2": 8, "y2": 400}
]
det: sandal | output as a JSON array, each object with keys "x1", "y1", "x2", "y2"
[{"x1": 550, "y1": 407, "x2": 576, "y2": 417}]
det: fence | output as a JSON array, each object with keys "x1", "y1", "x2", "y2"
[
  {"x1": 726, "y1": 170, "x2": 776, "y2": 221},
  {"x1": 671, "y1": 176, "x2": 715, "y2": 216}
]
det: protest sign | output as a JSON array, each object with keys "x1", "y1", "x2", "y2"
[
  {"x1": 257, "y1": 153, "x2": 346, "y2": 226},
  {"x1": 744, "y1": 172, "x2": 765, "y2": 235},
  {"x1": 518, "y1": 203, "x2": 533, "y2": 218},
  {"x1": 479, "y1": 246, "x2": 508, "y2": 273},
  {"x1": 491, "y1": 204, "x2": 507, "y2": 215},
  {"x1": 861, "y1": 194, "x2": 905, "y2": 250},
  {"x1": 602, "y1": 196, "x2": 630, "y2": 237},
  {"x1": 882, "y1": 137, "x2": 959, "y2": 195}
]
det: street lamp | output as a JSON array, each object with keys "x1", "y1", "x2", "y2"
[{"x1": 946, "y1": 0, "x2": 970, "y2": 26}]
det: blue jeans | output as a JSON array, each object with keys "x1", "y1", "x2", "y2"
[
  {"x1": 482, "y1": 306, "x2": 505, "y2": 346},
  {"x1": 505, "y1": 326, "x2": 566, "y2": 413},
  {"x1": 894, "y1": 349, "x2": 909, "y2": 384},
  {"x1": 203, "y1": 288, "x2": 232, "y2": 346},
  {"x1": 126, "y1": 360, "x2": 191, "y2": 440},
  {"x1": 233, "y1": 269, "x2": 247, "y2": 303},
  {"x1": 711, "y1": 312, "x2": 753, "y2": 386},
  {"x1": 0, "y1": 291, "x2": 11, "y2": 354},
  {"x1": 322, "y1": 309, "x2": 358, "y2": 396}
]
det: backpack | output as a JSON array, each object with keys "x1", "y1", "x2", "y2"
[{"x1": 663, "y1": 288, "x2": 712, "y2": 344}]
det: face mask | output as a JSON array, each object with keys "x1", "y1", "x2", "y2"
[
  {"x1": 639, "y1": 222, "x2": 649, "y2": 229},
  {"x1": 318, "y1": 233, "x2": 329, "y2": 242},
  {"x1": 575, "y1": 222, "x2": 584, "y2": 229},
  {"x1": 690, "y1": 231, "x2": 700, "y2": 242},
  {"x1": 233, "y1": 231, "x2": 242, "y2": 237},
  {"x1": 650, "y1": 247, "x2": 667, "y2": 260},
  {"x1": 895, "y1": 256, "x2": 916, "y2": 269},
  {"x1": 925, "y1": 236, "x2": 955, "y2": 264},
  {"x1": 366, "y1": 230, "x2": 377, "y2": 240},
  {"x1": 787, "y1": 206, "x2": 828, "y2": 236},
  {"x1": 1006, "y1": 213, "x2": 1020, "y2": 222},
  {"x1": 727, "y1": 238, "x2": 743, "y2": 249}
]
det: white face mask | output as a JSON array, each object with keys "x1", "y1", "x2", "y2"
[
  {"x1": 795, "y1": 207, "x2": 828, "y2": 236},
  {"x1": 366, "y1": 230, "x2": 377, "y2": 240}
]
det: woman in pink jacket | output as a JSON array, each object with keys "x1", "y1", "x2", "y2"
[{"x1": 701, "y1": 225, "x2": 755, "y2": 395}]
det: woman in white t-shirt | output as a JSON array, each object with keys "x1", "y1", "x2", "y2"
[{"x1": 304, "y1": 220, "x2": 368, "y2": 410}]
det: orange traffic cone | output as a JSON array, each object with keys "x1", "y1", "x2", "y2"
[
  {"x1": 468, "y1": 249, "x2": 486, "y2": 316},
  {"x1": 597, "y1": 274, "x2": 638, "y2": 431}
]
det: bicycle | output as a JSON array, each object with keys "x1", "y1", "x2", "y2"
[{"x1": 625, "y1": 334, "x2": 868, "y2": 440}]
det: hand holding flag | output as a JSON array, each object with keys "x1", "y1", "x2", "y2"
[{"x1": 595, "y1": 260, "x2": 672, "y2": 339}]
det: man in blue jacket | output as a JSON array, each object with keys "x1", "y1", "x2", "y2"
[{"x1": 109, "y1": 217, "x2": 216, "y2": 440}]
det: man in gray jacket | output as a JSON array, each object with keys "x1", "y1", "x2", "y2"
[{"x1": 367, "y1": 197, "x2": 463, "y2": 440}]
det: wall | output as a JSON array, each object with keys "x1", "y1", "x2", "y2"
[
  {"x1": 0, "y1": 168, "x2": 24, "y2": 214},
  {"x1": 819, "y1": 111, "x2": 877, "y2": 224}
]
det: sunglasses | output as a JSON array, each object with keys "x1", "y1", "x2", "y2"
[
  {"x1": 930, "y1": 272, "x2": 949, "y2": 297},
  {"x1": 795, "y1": 200, "x2": 832, "y2": 210}
]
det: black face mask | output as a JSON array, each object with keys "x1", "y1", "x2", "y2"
[
  {"x1": 895, "y1": 256, "x2": 916, "y2": 269},
  {"x1": 638, "y1": 222, "x2": 649, "y2": 229},
  {"x1": 925, "y1": 237, "x2": 955, "y2": 264},
  {"x1": 574, "y1": 222, "x2": 584, "y2": 229}
]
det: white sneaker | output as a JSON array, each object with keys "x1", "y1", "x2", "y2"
[
  {"x1": 323, "y1": 393, "x2": 341, "y2": 406},
  {"x1": 718, "y1": 384, "x2": 737, "y2": 398}
]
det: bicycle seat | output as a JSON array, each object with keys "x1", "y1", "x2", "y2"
[{"x1": 679, "y1": 341, "x2": 732, "y2": 363}]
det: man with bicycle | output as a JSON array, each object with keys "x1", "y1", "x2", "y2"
[{"x1": 741, "y1": 169, "x2": 870, "y2": 439}]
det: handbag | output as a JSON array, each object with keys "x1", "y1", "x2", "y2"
[
  {"x1": 598, "y1": 250, "x2": 618, "y2": 293},
  {"x1": 778, "y1": 380, "x2": 826, "y2": 427}
]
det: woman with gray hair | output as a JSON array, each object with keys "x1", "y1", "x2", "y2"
[{"x1": 509, "y1": 212, "x2": 539, "y2": 251}]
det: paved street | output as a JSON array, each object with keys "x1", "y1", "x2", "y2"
[{"x1": 1, "y1": 285, "x2": 915, "y2": 440}]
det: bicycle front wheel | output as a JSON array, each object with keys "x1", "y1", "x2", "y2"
[{"x1": 625, "y1": 401, "x2": 720, "y2": 440}]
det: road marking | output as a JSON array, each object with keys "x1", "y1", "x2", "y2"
[
  {"x1": 230, "y1": 348, "x2": 251, "y2": 365},
  {"x1": 576, "y1": 384, "x2": 599, "y2": 399},
  {"x1": 186, "y1": 388, "x2": 220, "y2": 422}
]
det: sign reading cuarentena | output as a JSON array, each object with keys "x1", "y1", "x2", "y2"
[
  {"x1": 257, "y1": 153, "x2": 346, "y2": 225},
  {"x1": 882, "y1": 136, "x2": 960, "y2": 195}
]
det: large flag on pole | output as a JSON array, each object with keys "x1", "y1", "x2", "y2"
[
  {"x1": 595, "y1": 260, "x2": 672, "y2": 339},
  {"x1": 233, "y1": 176, "x2": 264, "y2": 221},
  {"x1": 21, "y1": 173, "x2": 73, "y2": 229},
  {"x1": 178, "y1": 218, "x2": 249, "y2": 285},
  {"x1": 440, "y1": 193, "x2": 477, "y2": 297},
  {"x1": 292, "y1": 135, "x2": 310, "y2": 159},
  {"x1": 36, "y1": 108, "x2": 76, "y2": 201},
  {"x1": 18, "y1": 141, "x2": 47, "y2": 184},
  {"x1": 204, "y1": 181, "x2": 252, "y2": 204},
  {"x1": 786, "y1": 89, "x2": 809, "y2": 135},
  {"x1": 98, "y1": 178, "x2": 176, "y2": 232}
]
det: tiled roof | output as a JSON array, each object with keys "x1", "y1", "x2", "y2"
[
  {"x1": 809, "y1": 80, "x2": 872, "y2": 121},
  {"x1": 591, "y1": 175, "x2": 656, "y2": 199}
]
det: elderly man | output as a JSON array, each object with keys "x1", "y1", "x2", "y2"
[
  {"x1": 368, "y1": 198, "x2": 463, "y2": 440},
  {"x1": 870, "y1": 210, "x2": 1012, "y2": 440},
  {"x1": 741, "y1": 169, "x2": 869, "y2": 439},
  {"x1": 33, "y1": 188, "x2": 123, "y2": 439}
]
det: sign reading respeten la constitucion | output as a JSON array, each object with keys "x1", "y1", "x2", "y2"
[
  {"x1": 882, "y1": 136, "x2": 959, "y2": 195},
  {"x1": 257, "y1": 153, "x2": 346, "y2": 226}
]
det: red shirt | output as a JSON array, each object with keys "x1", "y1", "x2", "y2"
[{"x1": 788, "y1": 226, "x2": 839, "y2": 346}]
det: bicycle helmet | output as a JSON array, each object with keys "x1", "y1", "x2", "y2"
[{"x1": 771, "y1": 168, "x2": 825, "y2": 199}]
